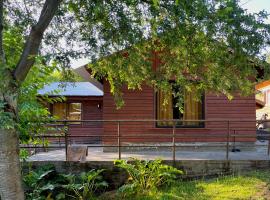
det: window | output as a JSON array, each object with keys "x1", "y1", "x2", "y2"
[
  {"x1": 52, "y1": 103, "x2": 82, "y2": 121},
  {"x1": 53, "y1": 102, "x2": 67, "y2": 120},
  {"x1": 156, "y1": 86, "x2": 204, "y2": 127},
  {"x1": 68, "y1": 103, "x2": 82, "y2": 120}
]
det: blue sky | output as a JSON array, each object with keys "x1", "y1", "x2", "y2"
[
  {"x1": 71, "y1": 0, "x2": 270, "y2": 68},
  {"x1": 240, "y1": 0, "x2": 270, "y2": 23}
]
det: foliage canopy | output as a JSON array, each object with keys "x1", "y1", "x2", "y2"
[
  {"x1": 82, "y1": 0, "x2": 270, "y2": 106},
  {"x1": 3, "y1": 0, "x2": 270, "y2": 108}
]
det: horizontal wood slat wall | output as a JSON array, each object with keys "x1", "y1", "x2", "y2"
[
  {"x1": 102, "y1": 80, "x2": 256, "y2": 143},
  {"x1": 66, "y1": 97, "x2": 103, "y2": 143}
]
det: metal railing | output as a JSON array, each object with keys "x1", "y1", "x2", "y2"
[{"x1": 20, "y1": 119, "x2": 270, "y2": 162}]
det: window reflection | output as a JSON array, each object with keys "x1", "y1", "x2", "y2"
[{"x1": 52, "y1": 102, "x2": 82, "y2": 123}]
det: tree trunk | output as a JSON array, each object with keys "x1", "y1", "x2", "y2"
[{"x1": 0, "y1": 128, "x2": 24, "y2": 200}]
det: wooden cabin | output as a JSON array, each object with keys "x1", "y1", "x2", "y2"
[
  {"x1": 39, "y1": 82, "x2": 103, "y2": 143},
  {"x1": 40, "y1": 70, "x2": 257, "y2": 144},
  {"x1": 78, "y1": 65, "x2": 256, "y2": 144},
  {"x1": 102, "y1": 80, "x2": 256, "y2": 144}
]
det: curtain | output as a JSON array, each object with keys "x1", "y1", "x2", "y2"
[
  {"x1": 53, "y1": 103, "x2": 67, "y2": 120},
  {"x1": 157, "y1": 90, "x2": 173, "y2": 126},
  {"x1": 68, "y1": 103, "x2": 82, "y2": 121},
  {"x1": 183, "y1": 90, "x2": 202, "y2": 126},
  {"x1": 53, "y1": 103, "x2": 82, "y2": 123}
]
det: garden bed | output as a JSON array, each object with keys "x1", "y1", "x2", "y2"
[{"x1": 23, "y1": 159, "x2": 270, "y2": 200}]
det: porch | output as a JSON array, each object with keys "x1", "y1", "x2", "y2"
[
  {"x1": 21, "y1": 119, "x2": 270, "y2": 162},
  {"x1": 27, "y1": 142, "x2": 270, "y2": 161}
]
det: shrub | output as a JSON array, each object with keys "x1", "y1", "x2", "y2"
[
  {"x1": 114, "y1": 158, "x2": 183, "y2": 197},
  {"x1": 23, "y1": 165, "x2": 108, "y2": 200},
  {"x1": 23, "y1": 165, "x2": 60, "y2": 200},
  {"x1": 64, "y1": 169, "x2": 108, "y2": 200}
]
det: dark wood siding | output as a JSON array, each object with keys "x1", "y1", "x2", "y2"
[
  {"x1": 63, "y1": 96, "x2": 103, "y2": 143},
  {"x1": 102, "y1": 81, "x2": 256, "y2": 143}
]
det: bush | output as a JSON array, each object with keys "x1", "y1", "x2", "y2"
[
  {"x1": 114, "y1": 158, "x2": 183, "y2": 197},
  {"x1": 23, "y1": 165, "x2": 108, "y2": 200},
  {"x1": 64, "y1": 169, "x2": 108, "y2": 200}
]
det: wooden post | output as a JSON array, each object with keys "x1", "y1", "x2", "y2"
[
  {"x1": 118, "y1": 121, "x2": 121, "y2": 160},
  {"x1": 232, "y1": 130, "x2": 236, "y2": 152},
  {"x1": 172, "y1": 121, "x2": 176, "y2": 165},
  {"x1": 42, "y1": 135, "x2": 45, "y2": 152},
  {"x1": 226, "y1": 121, "x2": 230, "y2": 160},
  {"x1": 267, "y1": 137, "x2": 270, "y2": 156}
]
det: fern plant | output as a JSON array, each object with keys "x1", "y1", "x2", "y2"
[{"x1": 114, "y1": 158, "x2": 183, "y2": 197}]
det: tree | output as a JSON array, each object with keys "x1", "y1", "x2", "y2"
[
  {"x1": 0, "y1": 0, "x2": 269, "y2": 199},
  {"x1": 84, "y1": 0, "x2": 270, "y2": 106},
  {"x1": 0, "y1": 1, "x2": 61, "y2": 199}
]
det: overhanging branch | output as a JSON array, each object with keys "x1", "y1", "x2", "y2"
[{"x1": 13, "y1": 0, "x2": 62, "y2": 83}]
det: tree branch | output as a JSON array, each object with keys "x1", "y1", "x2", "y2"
[{"x1": 14, "y1": 0, "x2": 62, "y2": 83}]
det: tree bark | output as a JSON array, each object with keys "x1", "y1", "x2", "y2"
[{"x1": 0, "y1": 129, "x2": 24, "y2": 200}]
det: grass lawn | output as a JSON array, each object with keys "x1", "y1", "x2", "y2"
[{"x1": 98, "y1": 170, "x2": 270, "y2": 200}]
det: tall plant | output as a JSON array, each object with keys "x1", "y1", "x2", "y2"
[
  {"x1": 64, "y1": 169, "x2": 108, "y2": 200},
  {"x1": 114, "y1": 158, "x2": 183, "y2": 197}
]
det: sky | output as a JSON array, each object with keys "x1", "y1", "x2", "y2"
[
  {"x1": 240, "y1": 0, "x2": 270, "y2": 20},
  {"x1": 71, "y1": 0, "x2": 270, "y2": 69}
]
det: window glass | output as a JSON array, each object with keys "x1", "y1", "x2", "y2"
[
  {"x1": 53, "y1": 103, "x2": 67, "y2": 120},
  {"x1": 157, "y1": 87, "x2": 204, "y2": 127},
  {"x1": 182, "y1": 90, "x2": 203, "y2": 126},
  {"x1": 68, "y1": 103, "x2": 82, "y2": 120},
  {"x1": 52, "y1": 102, "x2": 82, "y2": 122},
  {"x1": 157, "y1": 90, "x2": 173, "y2": 126}
]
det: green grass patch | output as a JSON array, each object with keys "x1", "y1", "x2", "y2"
[{"x1": 99, "y1": 170, "x2": 270, "y2": 200}]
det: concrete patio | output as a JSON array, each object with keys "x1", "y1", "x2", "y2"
[{"x1": 27, "y1": 140, "x2": 270, "y2": 161}]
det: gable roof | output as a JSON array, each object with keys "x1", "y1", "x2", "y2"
[
  {"x1": 38, "y1": 82, "x2": 103, "y2": 96},
  {"x1": 256, "y1": 80, "x2": 270, "y2": 91},
  {"x1": 73, "y1": 65, "x2": 103, "y2": 91}
]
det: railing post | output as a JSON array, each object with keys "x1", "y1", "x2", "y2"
[
  {"x1": 118, "y1": 121, "x2": 121, "y2": 160},
  {"x1": 232, "y1": 130, "x2": 236, "y2": 152},
  {"x1": 226, "y1": 121, "x2": 230, "y2": 160},
  {"x1": 64, "y1": 121, "x2": 68, "y2": 161},
  {"x1": 42, "y1": 135, "x2": 45, "y2": 152},
  {"x1": 267, "y1": 137, "x2": 270, "y2": 156},
  {"x1": 172, "y1": 121, "x2": 176, "y2": 165}
]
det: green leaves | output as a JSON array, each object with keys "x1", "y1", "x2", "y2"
[
  {"x1": 152, "y1": 0, "x2": 159, "y2": 8},
  {"x1": 3, "y1": 26, "x2": 24, "y2": 69},
  {"x1": 115, "y1": 158, "x2": 183, "y2": 197},
  {"x1": 81, "y1": 0, "x2": 270, "y2": 106},
  {"x1": 23, "y1": 165, "x2": 108, "y2": 200},
  {"x1": 0, "y1": 100, "x2": 15, "y2": 129},
  {"x1": 4, "y1": 0, "x2": 270, "y2": 110}
]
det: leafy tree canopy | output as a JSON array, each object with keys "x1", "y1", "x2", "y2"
[
  {"x1": 1, "y1": 23, "x2": 80, "y2": 138},
  {"x1": 3, "y1": 0, "x2": 270, "y2": 109},
  {"x1": 83, "y1": 0, "x2": 270, "y2": 106}
]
